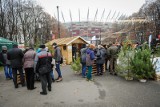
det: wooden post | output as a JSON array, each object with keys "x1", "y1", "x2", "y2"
[{"x1": 67, "y1": 44, "x2": 72, "y2": 64}]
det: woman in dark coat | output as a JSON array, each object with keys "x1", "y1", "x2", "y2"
[{"x1": 96, "y1": 45, "x2": 107, "y2": 76}]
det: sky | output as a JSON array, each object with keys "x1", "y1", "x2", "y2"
[{"x1": 36, "y1": 0, "x2": 146, "y2": 23}]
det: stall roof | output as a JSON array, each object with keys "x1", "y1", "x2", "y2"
[
  {"x1": 0, "y1": 37, "x2": 17, "y2": 44},
  {"x1": 46, "y1": 36, "x2": 89, "y2": 46}
]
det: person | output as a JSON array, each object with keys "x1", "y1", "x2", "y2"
[
  {"x1": 72, "y1": 44, "x2": 77, "y2": 62},
  {"x1": 0, "y1": 46, "x2": 12, "y2": 79},
  {"x1": 104, "y1": 44, "x2": 110, "y2": 72},
  {"x1": 7, "y1": 44, "x2": 25, "y2": 88},
  {"x1": 52, "y1": 42, "x2": 63, "y2": 82},
  {"x1": 23, "y1": 47, "x2": 36, "y2": 90},
  {"x1": 35, "y1": 45, "x2": 52, "y2": 95},
  {"x1": 36, "y1": 48, "x2": 41, "y2": 53},
  {"x1": 96, "y1": 45, "x2": 107, "y2": 76},
  {"x1": 86, "y1": 44, "x2": 95, "y2": 81},
  {"x1": 80, "y1": 44, "x2": 89, "y2": 78},
  {"x1": 108, "y1": 43, "x2": 118, "y2": 75},
  {"x1": 23, "y1": 46, "x2": 29, "y2": 54}
]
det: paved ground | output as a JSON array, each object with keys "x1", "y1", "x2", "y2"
[{"x1": 0, "y1": 65, "x2": 160, "y2": 107}]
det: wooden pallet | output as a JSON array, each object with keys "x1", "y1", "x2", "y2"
[
  {"x1": 86, "y1": 60, "x2": 106, "y2": 75},
  {"x1": 155, "y1": 74, "x2": 160, "y2": 81},
  {"x1": 17, "y1": 73, "x2": 26, "y2": 84}
]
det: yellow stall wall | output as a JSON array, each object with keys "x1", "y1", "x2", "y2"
[{"x1": 67, "y1": 44, "x2": 72, "y2": 64}]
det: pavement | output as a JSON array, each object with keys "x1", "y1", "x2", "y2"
[{"x1": 0, "y1": 65, "x2": 160, "y2": 107}]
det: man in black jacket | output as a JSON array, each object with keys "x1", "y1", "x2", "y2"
[
  {"x1": 35, "y1": 45, "x2": 52, "y2": 95},
  {"x1": 7, "y1": 44, "x2": 25, "y2": 88}
]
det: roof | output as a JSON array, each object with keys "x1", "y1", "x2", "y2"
[
  {"x1": 0, "y1": 37, "x2": 17, "y2": 44},
  {"x1": 46, "y1": 36, "x2": 89, "y2": 46},
  {"x1": 118, "y1": 19, "x2": 149, "y2": 23}
]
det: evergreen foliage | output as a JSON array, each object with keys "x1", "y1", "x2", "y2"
[
  {"x1": 116, "y1": 40, "x2": 135, "y2": 78},
  {"x1": 130, "y1": 44, "x2": 155, "y2": 79},
  {"x1": 71, "y1": 58, "x2": 82, "y2": 74},
  {"x1": 116, "y1": 41, "x2": 156, "y2": 80}
]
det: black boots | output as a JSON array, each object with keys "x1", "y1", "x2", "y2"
[{"x1": 40, "y1": 92, "x2": 47, "y2": 95}]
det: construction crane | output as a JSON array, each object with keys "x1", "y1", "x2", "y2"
[
  {"x1": 100, "y1": 9, "x2": 105, "y2": 22},
  {"x1": 105, "y1": 10, "x2": 111, "y2": 23},
  {"x1": 94, "y1": 9, "x2": 98, "y2": 22},
  {"x1": 61, "y1": 11, "x2": 65, "y2": 23}
]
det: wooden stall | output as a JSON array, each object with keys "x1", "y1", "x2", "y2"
[{"x1": 46, "y1": 36, "x2": 89, "y2": 64}]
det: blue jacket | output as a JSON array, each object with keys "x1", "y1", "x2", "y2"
[{"x1": 86, "y1": 48, "x2": 95, "y2": 60}]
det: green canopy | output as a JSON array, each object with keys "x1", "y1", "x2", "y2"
[{"x1": 0, "y1": 37, "x2": 17, "y2": 51}]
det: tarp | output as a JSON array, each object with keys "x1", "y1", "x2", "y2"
[{"x1": 0, "y1": 37, "x2": 17, "y2": 51}]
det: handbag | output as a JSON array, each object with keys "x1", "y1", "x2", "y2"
[
  {"x1": 38, "y1": 53, "x2": 51, "y2": 75},
  {"x1": 39, "y1": 65, "x2": 50, "y2": 75}
]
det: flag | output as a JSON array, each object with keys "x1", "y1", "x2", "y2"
[{"x1": 52, "y1": 34, "x2": 55, "y2": 40}]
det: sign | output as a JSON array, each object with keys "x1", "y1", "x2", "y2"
[
  {"x1": 153, "y1": 57, "x2": 160, "y2": 74},
  {"x1": 68, "y1": 46, "x2": 72, "y2": 50},
  {"x1": 149, "y1": 34, "x2": 152, "y2": 49},
  {"x1": 52, "y1": 34, "x2": 55, "y2": 40},
  {"x1": 18, "y1": 44, "x2": 25, "y2": 50}
]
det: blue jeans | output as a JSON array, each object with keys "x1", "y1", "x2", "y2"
[
  {"x1": 55, "y1": 62, "x2": 62, "y2": 78},
  {"x1": 4, "y1": 65, "x2": 12, "y2": 79},
  {"x1": 50, "y1": 70, "x2": 54, "y2": 79},
  {"x1": 96, "y1": 64, "x2": 103, "y2": 74},
  {"x1": 82, "y1": 63, "x2": 86, "y2": 77}
]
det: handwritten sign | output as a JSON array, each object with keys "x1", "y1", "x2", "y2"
[{"x1": 153, "y1": 57, "x2": 160, "y2": 74}]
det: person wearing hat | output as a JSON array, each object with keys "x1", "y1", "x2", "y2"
[
  {"x1": 0, "y1": 46, "x2": 12, "y2": 79},
  {"x1": 86, "y1": 44, "x2": 95, "y2": 81},
  {"x1": 52, "y1": 42, "x2": 63, "y2": 82},
  {"x1": 7, "y1": 44, "x2": 25, "y2": 88},
  {"x1": 35, "y1": 44, "x2": 52, "y2": 95}
]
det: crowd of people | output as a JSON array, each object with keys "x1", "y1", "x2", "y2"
[
  {"x1": 0, "y1": 42, "x2": 121, "y2": 95},
  {"x1": 80, "y1": 43, "x2": 119, "y2": 81},
  {"x1": 0, "y1": 43, "x2": 63, "y2": 95}
]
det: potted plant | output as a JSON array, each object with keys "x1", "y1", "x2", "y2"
[{"x1": 71, "y1": 58, "x2": 82, "y2": 74}]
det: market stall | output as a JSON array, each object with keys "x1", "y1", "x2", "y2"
[
  {"x1": 46, "y1": 36, "x2": 89, "y2": 64},
  {"x1": 0, "y1": 37, "x2": 17, "y2": 51}
]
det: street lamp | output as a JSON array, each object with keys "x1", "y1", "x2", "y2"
[{"x1": 57, "y1": 6, "x2": 60, "y2": 38}]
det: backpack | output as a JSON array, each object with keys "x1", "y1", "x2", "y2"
[
  {"x1": 80, "y1": 48, "x2": 87, "y2": 63},
  {"x1": 86, "y1": 51, "x2": 94, "y2": 66},
  {"x1": 96, "y1": 49, "x2": 102, "y2": 59}
]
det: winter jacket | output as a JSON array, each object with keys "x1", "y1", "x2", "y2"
[
  {"x1": 35, "y1": 49, "x2": 52, "y2": 73},
  {"x1": 7, "y1": 48, "x2": 24, "y2": 68},
  {"x1": 108, "y1": 45, "x2": 118, "y2": 58},
  {"x1": 23, "y1": 49, "x2": 36, "y2": 69},
  {"x1": 53, "y1": 46, "x2": 62, "y2": 62},
  {"x1": 0, "y1": 52, "x2": 4, "y2": 65},
  {"x1": 96, "y1": 48, "x2": 107, "y2": 64},
  {"x1": 80, "y1": 47, "x2": 88, "y2": 63},
  {"x1": 86, "y1": 48, "x2": 95, "y2": 66}
]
